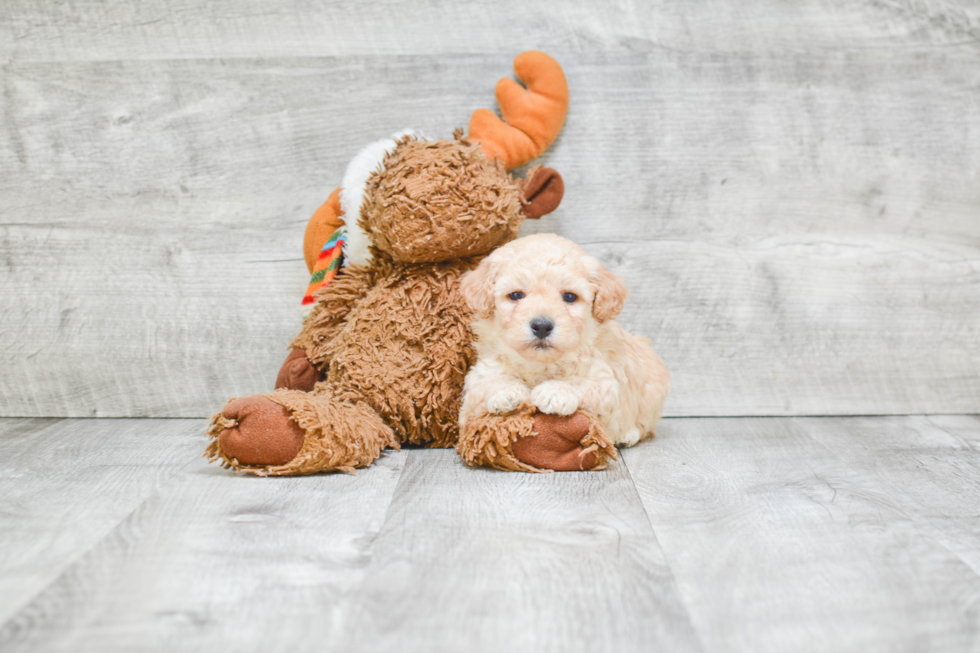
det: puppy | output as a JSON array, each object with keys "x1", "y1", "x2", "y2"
[{"x1": 459, "y1": 233, "x2": 670, "y2": 447}]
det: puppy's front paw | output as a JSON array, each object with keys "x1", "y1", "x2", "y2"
[
  {"x1": 486, "y1": 386, "x2": 530, "y2": 414},
  {"x1": 530, "y1": 381, "x2": 580, "y2": 416}
]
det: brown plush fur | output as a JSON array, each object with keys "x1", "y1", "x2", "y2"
[
  {"x1": 361, "y1": 136, "x2": 526, "y2": 264},
  {"x1": 206, "y1": 137, "x2": 545, "y2": 475},
  {"x1": 300, "y1": 255, "x2": 481, "y2": 448},
  {"x1": 204, "y1": 389, "x2": 397, "y2": 476},
  {"x1": 455, "y1": 404, "x2": 541, "y2": 473},
  {"x1": 455, "y1": 405, "x2": 617, "y2": 473}
]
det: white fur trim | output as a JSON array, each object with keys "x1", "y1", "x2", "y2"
[{"x1": 340, "y1": 129, "x2": 421, "y2": 265}]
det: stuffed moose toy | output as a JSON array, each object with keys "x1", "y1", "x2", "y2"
[{"x1": 205, "y1": 51, "x2": 617, "y2": 475}]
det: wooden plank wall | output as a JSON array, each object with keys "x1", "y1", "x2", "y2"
[{"x1": 1, "y1": 1, "x2": 978, "y2": 417}]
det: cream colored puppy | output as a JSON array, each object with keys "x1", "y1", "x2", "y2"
[{"x1": 459, "y1": 233, "x2": 670, "y2": 446}]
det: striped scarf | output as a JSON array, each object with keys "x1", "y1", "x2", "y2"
[{"x1": 302, "y1": 227, "x2": 346, "y2": 309}]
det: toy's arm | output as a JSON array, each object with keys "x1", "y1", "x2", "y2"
[
  {"x1": 291, "y1": 262, "x2": 377, "y2": 362},
  {"x1": 277, "y1": 263, "x2": 377, "y2": 390},
  {"x1": 275, "y1": 183, "x2": 368, "y2": 391}
]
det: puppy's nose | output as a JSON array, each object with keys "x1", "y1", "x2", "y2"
[{"x1": 530, "y1": 318, "x2": 554, "y2": 340}]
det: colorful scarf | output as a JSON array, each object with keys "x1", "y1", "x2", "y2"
[{"x1": 302, "y1": 227, "x2": 346, "y2": 308}]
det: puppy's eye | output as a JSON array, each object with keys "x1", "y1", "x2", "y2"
[
  {"x1": 508, "y1": 291, "x2": 525, "y2": 301},
  {"x1": 562, "y1": 292, "x2": 578, "y2": 303}
]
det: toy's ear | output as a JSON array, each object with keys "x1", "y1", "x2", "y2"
[
  {"x1": 590, "y1": 261, "x2": 627, "y2": 323},
  {"x1": 522, "y1": 167, "x2": 563, "y2": 219},
  {"x1": 460, "y1": 257, "x2": 498, "y2": 319}
]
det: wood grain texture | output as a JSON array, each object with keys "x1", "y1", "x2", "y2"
[
  {"x1": 2, "y1": 416, "x2": 979, "y2": 650},
  {"x1": 1, "y1": 2, "x2": 979, "y2": 417},
  {"x1": 0, "y1": 418, "x2": 202, "y2": 625},
  {"x1": 623, "y1": 417, "x2": 980, "y2": 653},
  {"x1": 794, "y1": 415, "x2": 980, "y2": 575},
  {"x1": 332, "y1": 449, "x2": 701, "y2": 653},
  {"x1": 0, "y1": 434, "x2": 701, "y2": 653},
  {"x1": 2, "y1": 0, "x2": 978, "y2": 62},
  {"x1": 0, "y1": 441, "x2": 406, "y2": 652}
]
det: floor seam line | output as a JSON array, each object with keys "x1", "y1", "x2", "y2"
[{"x1": 620, "y1": 451, "x2": 709, "y2": 653}]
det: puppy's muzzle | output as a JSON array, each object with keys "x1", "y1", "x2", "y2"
[{"x1": 530, "y1": 318, "x2": 554, "y2": 340}]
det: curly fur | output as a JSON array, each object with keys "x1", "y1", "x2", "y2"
[
  {"x1": 206, "y1": 137, "x2": 542, "y2": 475},
  {"x1": 360, "y1": 135, "x2": 526, "y2": 263},
  {"x1": 455, "y1": 404, "x2": 616, "y2": 473},
  {"x1": 205, "y1": 389, "x2": 398, "y2": 475},
  {"x1": 458, "y1": 234, "x2": 671, "y2": 447}
]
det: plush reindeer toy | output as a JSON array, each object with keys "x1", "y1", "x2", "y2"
[{"x1": 205, "y1": 52, "x2": 615, "y2": 475}]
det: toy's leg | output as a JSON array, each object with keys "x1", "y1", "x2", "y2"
[
  {"x1": 205, "y1": 389, "x2": 398, "y2": 476},
  {"x1": 456, "y1": 406, "x2": 616, "y2": 472},
  {"x1": 515, "y1": 413, "x2": 617, "y2": 471}
]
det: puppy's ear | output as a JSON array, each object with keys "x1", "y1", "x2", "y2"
[
  {"x1": 591, "y1": 263, "x2": 627, "y2": 323},
  {"x1": 460, "y1": 257, "x2": 498, "y2": 319}
]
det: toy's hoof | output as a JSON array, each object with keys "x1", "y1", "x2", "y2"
[
  {"x1": 219, "y1": 396, "x2": 305, "y2": 466},
  {"x1": 513, "y1": 412, "x2": 599, "y2": 471},
  {"x1": 275, "y1": 349, "x2": 322, "y2": 392}
]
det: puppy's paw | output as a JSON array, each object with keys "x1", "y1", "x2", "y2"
[
  {"x1": 619, "y1": 427, "x2": 642, "y2": 447},
  {"x1": 486, "y1": 386, "x2": 530, "y2": 414},
  {"x1": 530, "y1": 381, "x2": 580, "y2": 416}
]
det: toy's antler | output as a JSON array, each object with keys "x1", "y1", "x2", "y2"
[{"x1": 468, "y1": 51, "x2": 569, "y2": 171}]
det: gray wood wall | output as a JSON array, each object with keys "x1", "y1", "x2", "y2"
[{"x1": 2, "y1": 1, "x2": 979, "y2": 418}]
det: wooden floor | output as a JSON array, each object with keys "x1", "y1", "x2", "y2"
[{"x1": 0, "y1": 416, "x2": 977, "y2": 652}]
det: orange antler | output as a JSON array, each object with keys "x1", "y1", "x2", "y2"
[{"x1": 468, "y1": 51, "x2": 569, "y2": 170}]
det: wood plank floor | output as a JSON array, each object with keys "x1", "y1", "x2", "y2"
[{"x1": 0, "y1": 416, "x2": 977, "y2": 652}]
